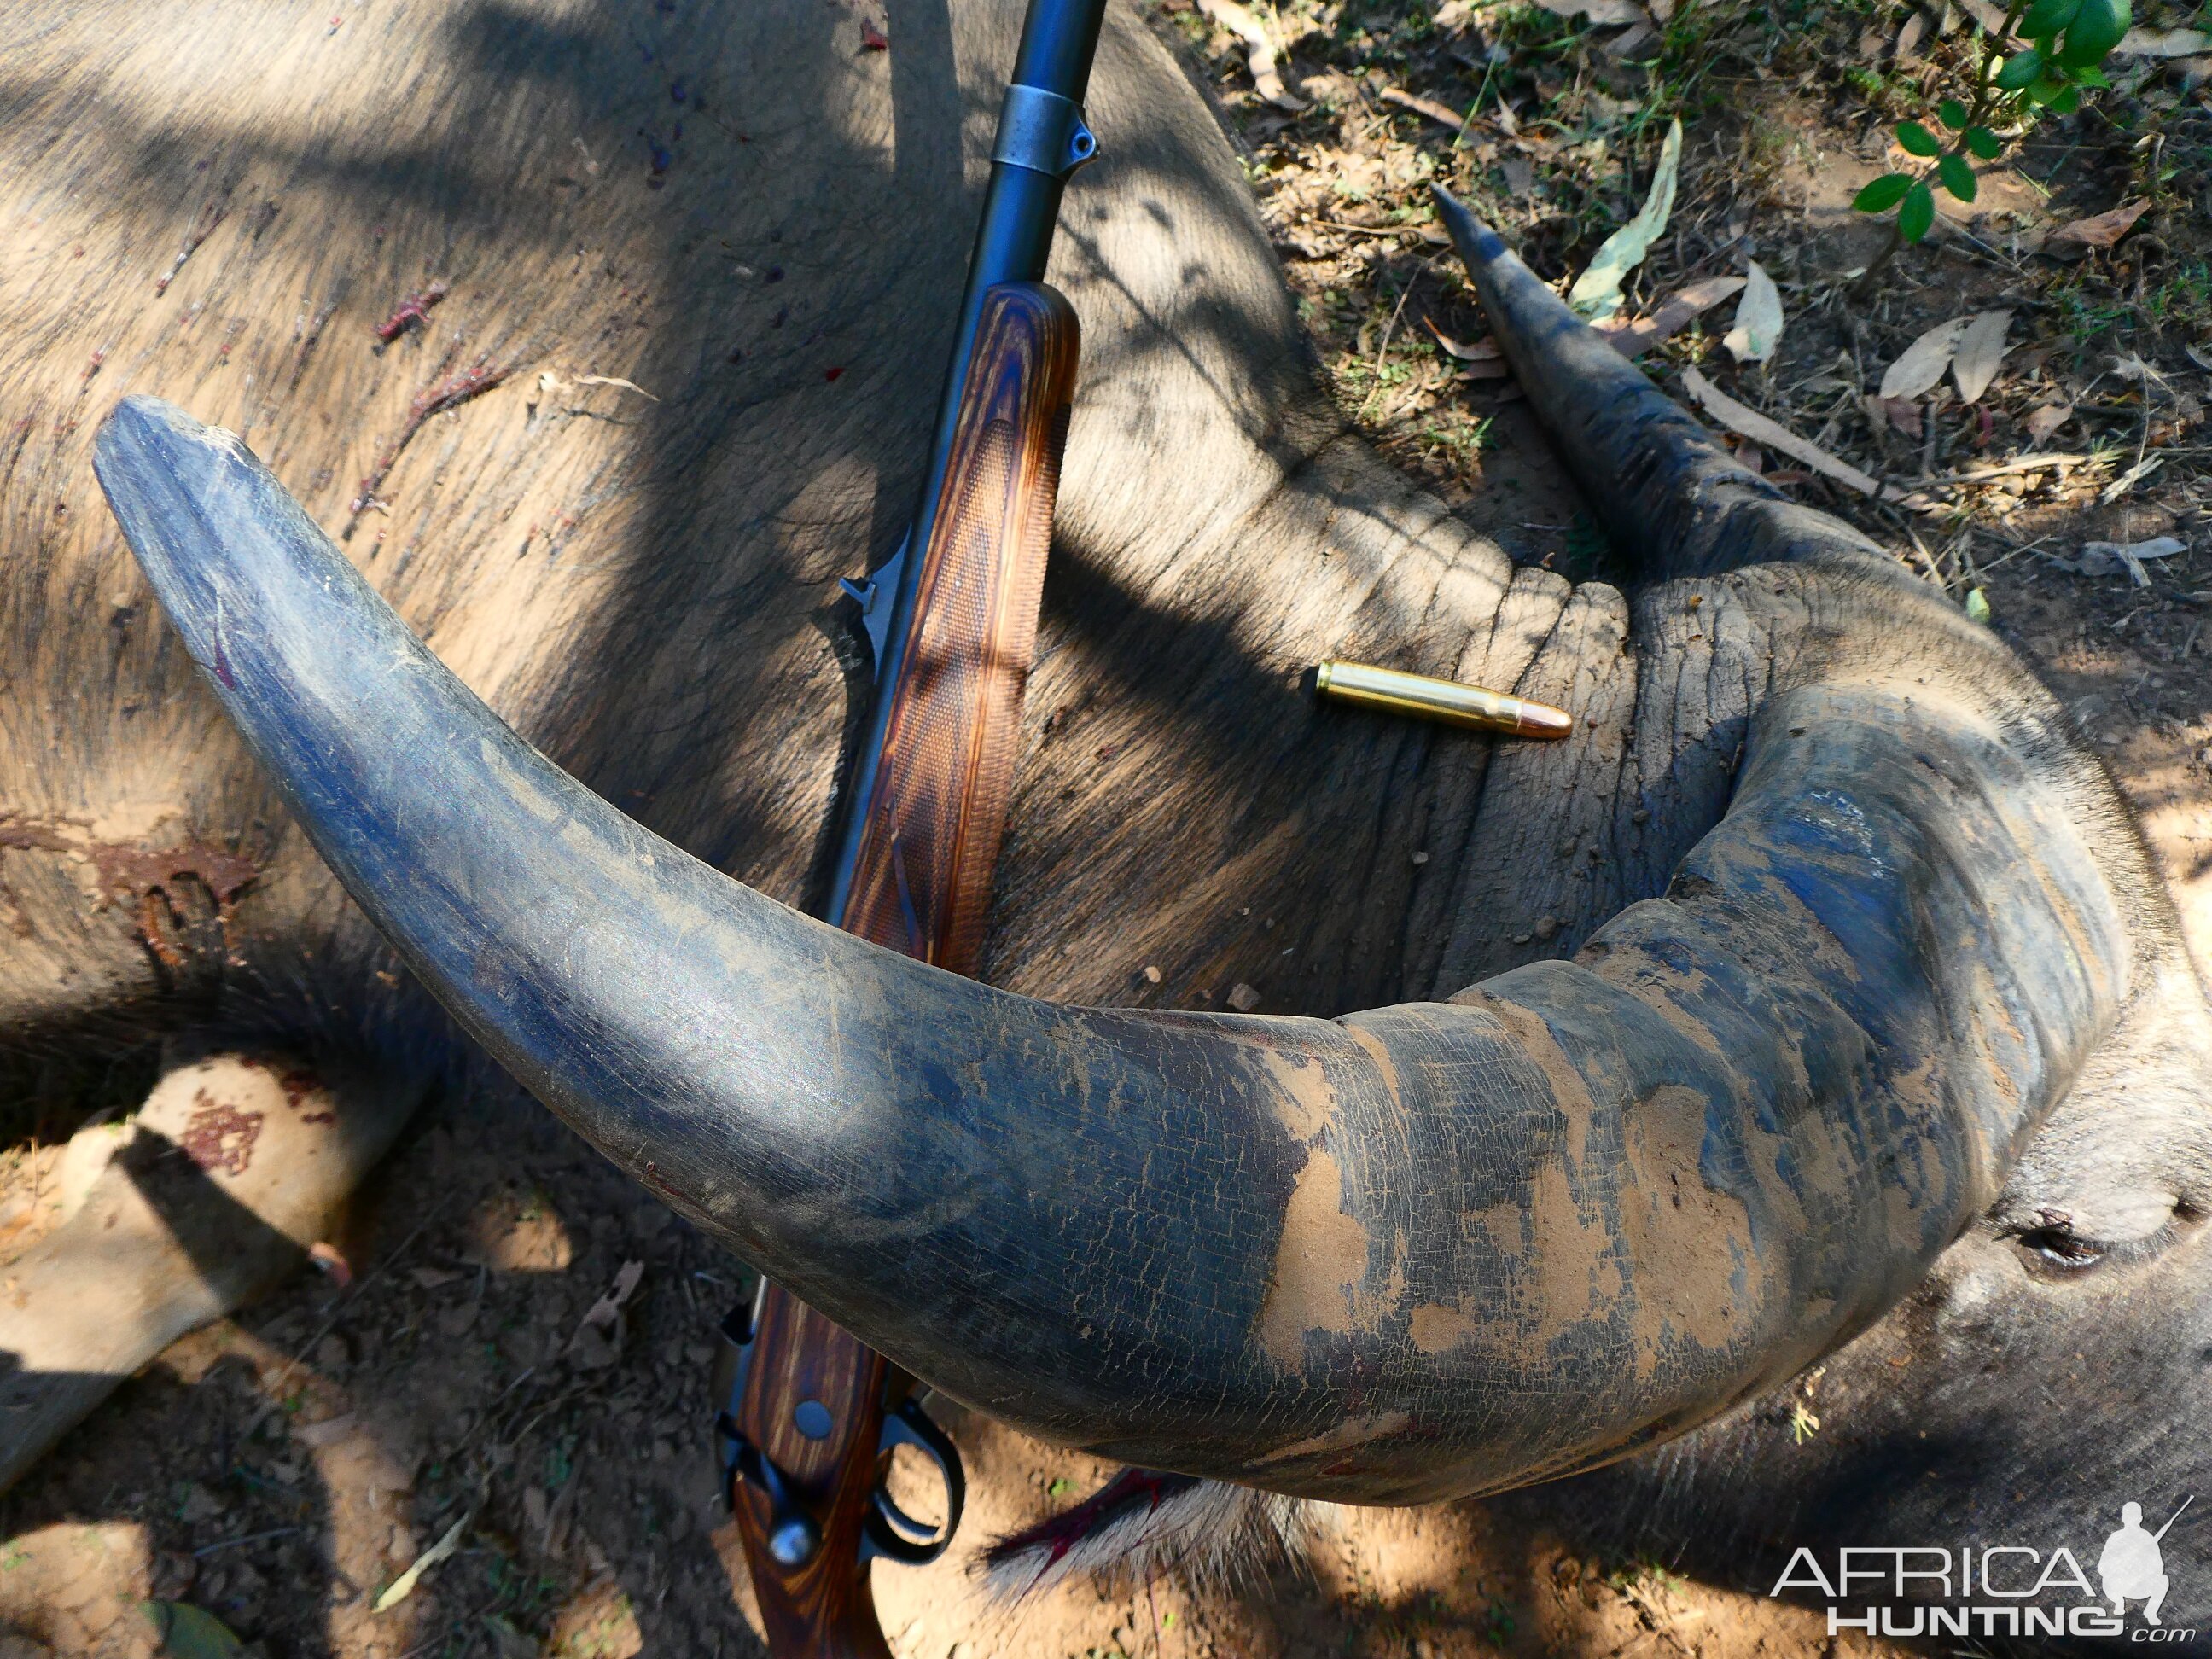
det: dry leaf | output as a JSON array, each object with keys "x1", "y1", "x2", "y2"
[
  {"x1": 545, "y1": 1480, "x2": 580, "y2": 1558},
  {"x1": 1533, "y1": 0, "x2": 1650, "y2": 22},
  {"x1": 1879, "y1": 317, "x2": 1973, "y2": 400},
  {"x1": 523, "y1": 1484, "x2": 550, "y2": 1545},
  {"x1": 1195, "y1": 0, "x2": 1308, "y2": 109},
  {"x1": 1604, "y1": 21, "x2": 1661, "y2": 55},
  {"x1": 2050, "y1": 201, "x2": 2150, "y2": 249},
  {"x1": 2083, "y1": 535, "x2": 2187, "y2": 562},
  {"x1": 1568, "y1": 117, "x2": 1682, "y2": 320},
  {"x1": 374, "y1": 1513, "x2": 469, "y2": 1614},
  {"x1": 1896, "y1": 10, "x2": 1929, "y2": 60},
  {"x1": 573, "y1": 375, "x2": 659, "y2": 400},
  {"x1": 1950, "y1": 310, "x2": 2013, "y2": 403},
  {"x1": 2115, "y1": 26, "x2": 2212, "y2": 56},
  {"x1": 2186, "y1": 342, "x2": 2212, "y2": 373},
  {"x1": 2076, "y1": 536, "x2": 2188, "y2": 585},
  {"x1": 1722, "y1": 262, "x2": 1784, "y2": 364},
  {"x1": 2100, "y1": 456, "x2": 2164, "y2": 504},
  {"x1": 1682, "y1": 369, "x2": 1888, "y2": 498},
  {"x1": 1877, "y1": 395, "x2": 1924, "y2": 439},
  {"x1": 1425, "y1": 318, "x2": 1501, "y2": 360},
  {"x1": 1959, "y1": 0, "x2": 2011, "y2": 34},
  {"x1": 1382, "y1": 87, "x2": 1466, "y2": 130},
  {"x1": 568, "y1": 1323, "x2": 620, "y2": 1370},
  {"x1": 1594, "y1": 276, "x2": 1745, "y2": 356},
  {"x1": 2024, "y1": 403, "x2": 2073, "y2": 445},
  {"x1": 294, "y1": 1412, "x2": 361, "y2": 1449},
  {"x1": 566, "y1": 1258, "x2": 645, "y2": 1359}
]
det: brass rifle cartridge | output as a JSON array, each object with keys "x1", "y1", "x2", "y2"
[{"x1": 1315, "y1": 659, "x2": 1573, "y2": 739}]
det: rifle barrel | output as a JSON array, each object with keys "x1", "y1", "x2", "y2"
[
  {"x1": 825, "y1": 0, "x2": 1108, "y2": 928},
  {"x1": 2156, "y1": 1494, "x2": 2195, "y2": 1541}
]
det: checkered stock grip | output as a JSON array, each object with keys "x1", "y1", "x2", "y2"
[{"x1": 841, "y1": 282, "x2": 1079, "y2": 973}]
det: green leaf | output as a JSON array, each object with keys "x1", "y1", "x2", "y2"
[
  {"x1": 1884, "y1": 119, "x2": 1937, "y2": 154},
  {"x1": 2018, "y1": 0, "x2": 2083, "y2": 35},
  {"x1": 2030, "y1": 71, "x2": 2072, "y2": 102},
  {"x1": 1937, "y1": 154, "x2": 1979, "y2": 201},
  {"x1": 1899, "y1": 181, "x2": 1936, "y2": 243},
  {"x1": 1896, "y1": 120, "x2": 1941, "y2": 156},
  {"x1": 1938, "y1": 98, "x2": 1970, "y2": 129},
  {"x1": 1965, "y1": 125, "x2": 2003, "y2": 159},
  {"x1": 2046, "y1": 83, "x2": 2082, "y2": 113},
  {"x1": 2058, "y1": 0, "x2": 2129, "y2": 64},
  {"x1": 2072, "y1": 62, "x2": 2111, "y2": 87},
  {"x1": 1854, "y1": 172, "x2": 1917, "y2": 212},
  {"x1": 1995, "y1": 48, "x2": 2046, "y2": 88},
  {"x1": 143, "y1": 1604, "x2": 247, "y2": 1659}
]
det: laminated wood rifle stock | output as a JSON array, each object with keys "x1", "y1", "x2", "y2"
[
  {"x1": 727, "y1": 281, "x2": 1080, "y2": 1657},
  {"x1": 839, "y1": 282, "x2": 1080, "y2": 971}
]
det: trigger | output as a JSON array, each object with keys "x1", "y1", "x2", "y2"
[{"x1": 841, "y1": 534, "x2": 908, "y2": 671}]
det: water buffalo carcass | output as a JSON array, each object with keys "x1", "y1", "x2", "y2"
[{"x1": 1, "y1": 0, "x2": 2205, "y2": 1629}]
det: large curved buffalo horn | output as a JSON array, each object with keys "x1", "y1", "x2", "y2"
[
  {"x1": 96, "y1": 206, "x2": 2136, "y2": 1503},
  {"x1": 1431, "y1": 186, "x2": 1889, "y2": 582}
]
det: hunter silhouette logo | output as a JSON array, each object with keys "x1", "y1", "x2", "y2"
[
  {"x1": 2103, "y1": 1499, "x2": 2193, "y2": 1626},
  {"x1": 1773, "y1": 1495, "x2": 2198, "y2": 1640}
]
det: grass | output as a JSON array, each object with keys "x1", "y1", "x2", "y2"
[{"x1": 1608, "y1": 1555, "x2": 1688, "y2": 1596}]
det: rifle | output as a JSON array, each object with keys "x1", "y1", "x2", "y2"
[{"x1": 710, "y1": 0, "x2": 1107, "y2": 1650}]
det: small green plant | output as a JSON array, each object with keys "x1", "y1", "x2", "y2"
[
  {"x1": 1485, "y1": 1597, "x2": 1518, "y2": 1647},
  {"x1": 1854, "y1": 0, "x2": 2131, "y2": 259},
  {"x1": 1609, "y1": 1555, "x2": 1686, "y2": 1596}
]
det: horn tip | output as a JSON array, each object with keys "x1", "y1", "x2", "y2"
[
  {"x1": 95, "y1": 393, "x2": 243, "y2": 481},
  {"x1": 93, "y1": 395, "x2": 283, "y2": 651},
  {"x1": 1429, "y1": 184, "x2": 1507, "y2": 268}
]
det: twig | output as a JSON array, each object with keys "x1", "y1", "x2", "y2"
[
  {"x1": 1309, "y1": 217, "x2": 1437, "y2": 238},
  {"x1": 1912, "y1": 451, "x2": 2093, "y2": 486},
  {"x1": 1381, "y1": 86, "x2": 1471, "y2": 135},
  {"x1": 246, "y1": 1218, "x2": 433, "y2": 1435},
  {"x1": 195, "y1": 1526, "x2": 306, "y2": 1558},
  {"x1": 1195, "y1": 0, "x2": 1307, "y2": 108},
  {"x1": 345, "y1": 352, "x2": 514, "y2": 536},
  {"x1": 155, "y1": 200, "x2": 229, "y2": 296},
  {"x1": 1361, "y1": 263, "x2": 1431, "y2": 418}
]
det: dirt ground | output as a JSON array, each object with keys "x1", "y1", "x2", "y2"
[{"x1": 4, "y1": 0, "x2": 2210, "y2": 1653}]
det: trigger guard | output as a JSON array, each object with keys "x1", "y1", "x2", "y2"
[{"x1": 863, "y1": 1394, "x2": 967, "y2": 1565}]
